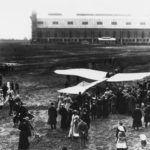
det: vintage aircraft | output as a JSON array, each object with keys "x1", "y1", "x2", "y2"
[{"x1": 54, "y1": 68, "x2": 150, "y2": 94}]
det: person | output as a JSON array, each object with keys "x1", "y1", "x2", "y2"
[
  {"x1": 68, "y1": 111, "x2": 80, "y2": 139},
  {"x1": 7, "y1": 87, "x2": 15, "y2": 98},
  {"x1": 128, "y1": 93, "x2": 136, "y2": 115},
  {"x1": 15, "y1": 82, "x2": 19, "y2": 94},
  {"x1": 65, "y1": 108, "x2": 73, "y2": 129},
  {"x1": 14, "y1": 94, "x2": 21, "y2": 104},
  {"x1": 102, "y1": 94, "x2": 109, "y2": 118},
  {"x1": 10, "y1": 81, "x2": 14, "y2": 91},
  {"x1": 64, "y1": 94, "x2": 72, "y2": 111},
  {"x1": 17, "y1": 103, "x2": 28, "y2": 122},
  {"x1": 116, "y1": 121, "x2": 127, "y2": 150},
  {"x1": 144, "y1": 104, "x2": 150, "y2": 128},
  {"x1": 116, "y1": 121, "x2": 126, "y2": 140},
  {"x1": 76, "y1": 92, "x2": 83, "y2": 107},
  {"x1": 110, "y1": 93, "x2": 117, "y2": 114},
  {"x1": 81, "y1": 108, "x2": 90, "y2": 129},
  {"x1": 2, "y1": 83, "x2": 8, "y2": 100},
  {"x1": 77, "y1": 119, "x2": 88, "y2": 147},
  {"x1": 18, "y1": 117, "x2": 33, "y2": 150},
  {"x1": 8, "y1": 93, "x2": 14, "y2": 116},
  {"x1": 57, "y1": 93, "x2": 64, "y2": 110},
  {"x1": 132, "y1": 104, "x2": 142, "y2": 130},
  {"x1": 59, "y1": 104, "x2": 68, "y2": 130},
  {"x1": 13, "y1": 100, "x2": 28, "y2": 127},
  {"x1": 96, "y1": 97, "x2": 103, "y2": 118},
  {"x1": 116, "y1": 130, "x2": 128, "y2": 150},
  {"x1": 91, "y1": 102, "x2": 97, "y2": 120},
  {"x1": 48, "y1": 102, "x2": 57, "y2": 129},
  {"x1": 62, "y1": 146, "x2": 67, "y2": 150},
  {"x1": 139, "y1": 134, "x2": 147, "y2": 150},
  {"x1": 0, "y1": 74, "x2": 3, "y2": 87}
]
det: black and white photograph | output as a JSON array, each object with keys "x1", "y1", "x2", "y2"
[{"x1": 1, "y1": 0, "x2": 150, "y2": 149}]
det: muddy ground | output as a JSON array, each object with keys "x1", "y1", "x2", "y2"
[
  {"x1": 1, "y1": 44, "x2": 150, "y2": 149},
  {"x1": 0, "y1": 71, "x2": 150, "y2": 150}
]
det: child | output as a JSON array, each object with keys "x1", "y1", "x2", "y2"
[
  {"x1": 116, "y1": 121, "x2": 126, "y2": 140},
  {"x1": 140, "y1": 134, "x2": 147, "y2": 150},
  {"x1": 116, "y1": 131, "x2": 128, "y2": 150}
]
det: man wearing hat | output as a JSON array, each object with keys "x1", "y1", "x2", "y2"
[
  {"x1": 77, "y1": 118, "x2": 88, "y2": 147},
  {"x1": 59, "y1": 103, "x2": 68, "y2": 129},
  {"x1": 132, "y1": 104, "x2": 142, "y2": 130},
  {"x1": 13, "y1": 99, "x2": 28, "y2": 127},
  {"x1": 81, "y1": 108, "x2": 90, "y2": 129},
  {"x1": 48, "y1": 102, "x2": 57, "y2": 129},
  {"x1": 18, "y1": 116, "x2": 33, "y2": 150},
  {"x1": 144, "y1": 103, "x2": 150, "y2": 128},
  {"x1": 8, "y1": 92, "x2": 15, "y2": 116},
  {"x1": 91, "y1": 102, "x2": 97, "y2": 120}
]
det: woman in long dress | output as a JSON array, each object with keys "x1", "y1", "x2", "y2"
[{"x1": 68, "y1": 113, "x2": 79, "y2": 139}]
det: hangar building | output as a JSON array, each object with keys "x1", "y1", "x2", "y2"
[{"x1": 31, "y1": 12, "x2": 150, "y2": 45}]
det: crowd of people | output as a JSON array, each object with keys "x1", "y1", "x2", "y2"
[
  {"x1": 53, "y1": 79, "x2": 150, "y2": 129},
  {"x1": 47, "y1": 79, "x2": 150, "y2": 149},
  {"x1": 0, "y1": 81, "x2": 35, "y2": 150},
  {"x1": 0, "y1": 81, "x2": 19, "y2": 109},
  {"x1": 2, "y1": 77, "x2": 150, "y2": 149}
]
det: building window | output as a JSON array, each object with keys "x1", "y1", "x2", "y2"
[
  {"x1": 69, "y1": 31, "x2": 72, "y2": 37},
  {"x1": 53, "y1": 21, "x2": 59, "y2": 25},
  {"x1": 120, "y1": 31, "x2": 123, "y2": 37},
  {"x1": 111, "y1": 21, "x2": 117, "y2": 25},
  {"x1": 90, "y1": 31, "x2": 94, "y2": 37},
  {"x1": 142, "y1": 31, "x2": 145, "y2": 38},
  {"x1": 54, "y1": 32, "x2": 57, "y2": 37},
  {"x1": 68, "y1": 21, "x2": 73, "y2": 25},
  {"x1": 113, "y1": 31, "x2": 116, "y2": 37},
  {"x1": 134, "y1": 31, "x2": 138, "y2": 38},
  {"x1": 140, "y1": 22, "x2": 146, "y2": 25},
  {"x1": 126, "y1": 22, "x2": 131, "y2": 25},
  {"x1": 127, "y1": 31, "x2": 130, "y2": 38},
  {"x1": 99, "y1": 31, "x2": 102, "y2": 37},
  {"x1": 97, "y1": 21, "x2": 103, "y2": 25},
  {"x1": 105, "y1": 31, "x2": 109, "y2": 36},
  {"x1": 76, "y1": 31, "x2": 80, "y2": 37},
  {"x1": 37, "y1": 31, "x2": 42, "y2": 37},
  {"x1": 84, "y1": 30, "x2": 87, "y2": 37},
  {"x1": 37, "y1": 21, "x2": 43, "y2": 24},
  {"x1": 82, "y1": 21, "x2": 88, "y2": 25}
]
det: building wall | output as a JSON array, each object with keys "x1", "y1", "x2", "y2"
[
  {"x1": 33, "y1": 28, "x2": 150, "y2": 45},
  {"x1": 31, "y1": 14, "x2": 150, "y2": 45}
]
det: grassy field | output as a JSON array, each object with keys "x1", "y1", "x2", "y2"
[
  {"x1": 1, "y1": 43, "x2": 150, "y2": 72},
  {"x1": 1, "y1": 43, "x2": 150, "y2": 149}
]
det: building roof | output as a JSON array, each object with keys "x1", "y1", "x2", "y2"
[{"x1": 34, "y1": 13, "x2": 150, "y2": 29}]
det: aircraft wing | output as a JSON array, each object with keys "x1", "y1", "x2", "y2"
[
  {"x1": 54, "y1": 68, "x2": 107, "y2": 81},
  {"x1": 58, "y1": 79, "x2": 106, "y2": 94},
  {"x1": 107, "y1": 72, "x2": 150, "y2": 82}
]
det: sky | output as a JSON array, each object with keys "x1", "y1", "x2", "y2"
[{"x1": 0, "y1": 0, "x2": 150, "y2": 39}]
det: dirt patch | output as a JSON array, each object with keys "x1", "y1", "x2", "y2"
[{"x1": 0, "y1": 71, "x2": 150, "y2": 150}]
